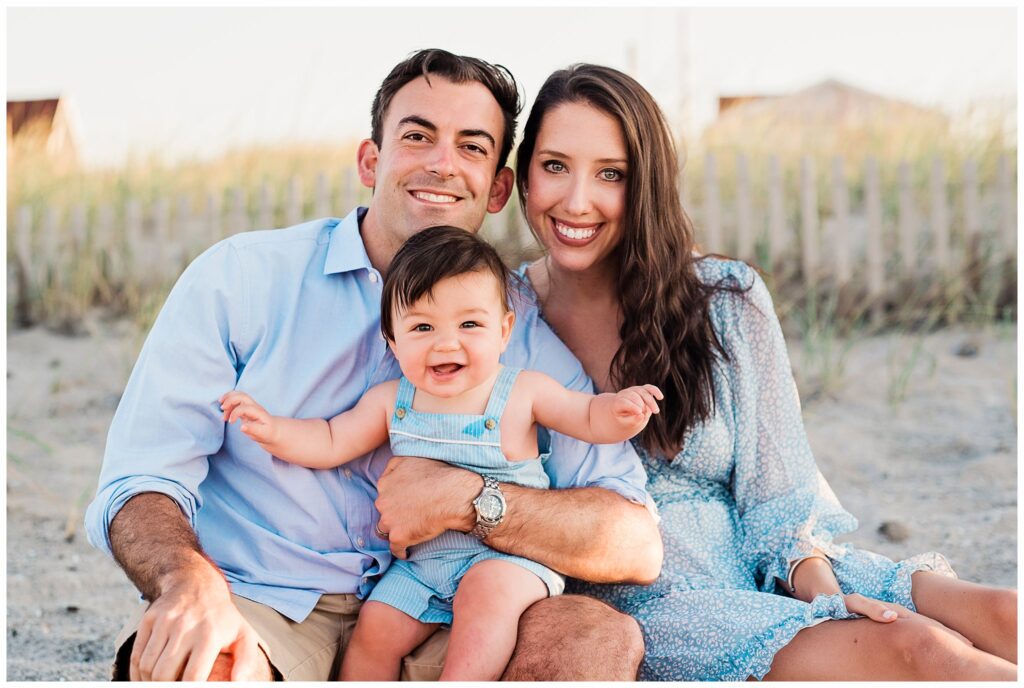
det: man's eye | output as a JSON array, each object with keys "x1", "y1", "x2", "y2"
[
  {"x1": 404, "y1": 132, "x2": 428, "y2": 142},
  {"x1": 464, "y1": 143, "x2": 487, "y2": 155},
  {"x1": 414, "y1": 324, "x2": 432, "y2": 332}
]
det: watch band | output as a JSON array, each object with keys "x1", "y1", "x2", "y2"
[{"x1": 471, "y1": 475, "x2": 504, "y2": 540}]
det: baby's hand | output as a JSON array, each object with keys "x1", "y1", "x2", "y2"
[
  {"x1": 219, "y1": 391, "x2": 278, "y2": 445},
  {"x1": 613, "y1": 384, "x2": 664, "y2": 428}
]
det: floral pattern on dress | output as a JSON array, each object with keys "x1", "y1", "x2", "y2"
[{"x1": 564, "y1": 258, "x2": 956, "y2": 681}]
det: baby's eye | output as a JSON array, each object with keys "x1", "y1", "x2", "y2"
[
  {"x1": 461, "y1": 321, "x2": 480, "y2": 329},
  {"x1": 413, "y1": 324, "x2": 433, "y2": 332}
]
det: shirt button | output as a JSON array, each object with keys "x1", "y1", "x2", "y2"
[
  {"x1": 343, "y1": 468, "x2": 352, "y2": 479},
  {"x1": 356, "y1": 536, "x2": 365, "y2": 547},
  {"x1": 395, "y1": 408, "x2": 406, "y2": 419},
  {"x1": 368, "y1": 272, "x2": 379, "y2": 283},
  {"x1": 484, "y1": 418, "x2": 497, "y2": 430}
]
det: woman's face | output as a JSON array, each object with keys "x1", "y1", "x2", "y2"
[{"x1": 525, "y1": 102, "x2": 628, "y2": 275}]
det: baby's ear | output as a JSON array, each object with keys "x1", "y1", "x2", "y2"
[{"x1": 500, "y1": 309, "x2": 516, "y2": 350}]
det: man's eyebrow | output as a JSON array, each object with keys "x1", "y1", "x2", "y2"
[
  {"x1": 398, "y1": 115, "x2": 437, "y2": 131},
  {"x1": 459, "y1": 129, "x2": 496, "y2": 149},
  {"x1": 398, "y1": 116, "x2": 496, "y2": 150}
]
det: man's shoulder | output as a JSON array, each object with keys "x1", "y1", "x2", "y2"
[{"x1": 223, "y1": 217, "x2": 341, "y2": 255}]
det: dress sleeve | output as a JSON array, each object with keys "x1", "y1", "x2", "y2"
[
  {"x1": 716, "y1": 263, "x2": 858, "y2": 593},
  {"x1": 84, "y1": 239, "x2": 249, "y2": 555}
]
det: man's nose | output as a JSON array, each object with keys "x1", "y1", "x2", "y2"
[{"x1": 426, "y1": 142, "x2": 457, "y2": 179}]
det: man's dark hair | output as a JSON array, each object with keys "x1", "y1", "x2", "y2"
[
  {"x1": 370, "y1": 49, "x2": 522, "y2": 171},
  {"x1": 380, "y1": 226, "x2": 512, "y2": 342}
]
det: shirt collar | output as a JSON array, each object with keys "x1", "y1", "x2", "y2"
[{"x1": 323, "y1": 206, "x2": 372, "y2": 275}]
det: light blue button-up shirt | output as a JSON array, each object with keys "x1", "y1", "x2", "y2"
[{"x1": 85, "y1": 208, "x2": 650, "y2": 623}]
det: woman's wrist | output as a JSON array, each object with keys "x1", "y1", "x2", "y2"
[{"x1": 788, "y1": 554, "x2": 841, "y2": 602}]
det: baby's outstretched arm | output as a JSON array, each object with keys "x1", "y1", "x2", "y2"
[
  {"x1": 524, "y1": 371, "x2": 663, "y2": 445},
  {"x1": 219, "y1": 384, "x2": 391, "y2": 469}
]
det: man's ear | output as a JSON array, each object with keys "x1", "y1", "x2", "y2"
[
  {"x1": 486, "y1": 167, "x2": 515, "y2": 214},
  {"x1": 357, "y1": 139, "x2": 379, "y2": 189},
  {"x1": 499, "y1": 308, "x2": 516, "y2": 351}
]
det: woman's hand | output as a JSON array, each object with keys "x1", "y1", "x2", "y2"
[{"x1": 841, "y1": 593, "x2": 974, "y2": 646}]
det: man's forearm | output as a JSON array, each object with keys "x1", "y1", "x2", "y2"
[
  {"x1": 485, "y1": 484, "x2": 662, "y2": 584},
  {"x1": 109, "y1": 492, "x2": 226, "y2": 601}
]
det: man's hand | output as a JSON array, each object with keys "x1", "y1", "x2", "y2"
[
  {"x1": 130, "y1": 567, "x2": 269, "y2": 681},
  {"x1": 375, "y1": 456, "x2": 480, "y2": 559}
]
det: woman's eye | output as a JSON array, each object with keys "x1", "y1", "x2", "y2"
[
  {"x1": 600, "y1": 168, "x2": 625, "y2": 182},
  {"x1": 542, "y1": 160, "x2": 566, "y2": 174}
]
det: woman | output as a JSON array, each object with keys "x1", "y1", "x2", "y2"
[{"x1": 513, "y1": 64, "x2": 1017, "y2": 681}]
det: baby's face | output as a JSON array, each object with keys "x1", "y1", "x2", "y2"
[{"x1": 390, "y1": 270, "x2": 514, "y2": 399}]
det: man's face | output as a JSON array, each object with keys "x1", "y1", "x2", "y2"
[{"x1": 358, "y1": 76, "x2": 514, "y2": 247}]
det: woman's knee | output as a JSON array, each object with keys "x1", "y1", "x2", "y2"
[
  {"x1": 986, "y1": 588, "x2": 1017, "y2": 634},
  {"x1": 886, "y1": 618, "x2": 972, "y2": 677}
]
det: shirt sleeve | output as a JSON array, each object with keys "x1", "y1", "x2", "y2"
[
  {"x1": 718, "y1": 263, "x2": 858, "y2": 593},
  {"x1": 504, "y1": 284, "x2": 651, "y2": 507},
  {"x1": 84, "y1": 240, "x2": 249, "y2": 555}
]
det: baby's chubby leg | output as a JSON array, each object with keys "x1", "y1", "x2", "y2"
[
  {"x1": 339, "y1": 601, "x2": 438, "y2": 681},
  {"x1": 441, "y1": 559, "x2": 549, "y2": 681}
]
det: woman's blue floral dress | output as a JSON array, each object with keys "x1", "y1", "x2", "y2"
[{"x1": 560, "y1": 259, "x2": 956, "y2": 681}]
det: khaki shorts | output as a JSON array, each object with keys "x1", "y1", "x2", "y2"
[{"x1": 112, "y1": 593, "x2": 449, "y2": 681}]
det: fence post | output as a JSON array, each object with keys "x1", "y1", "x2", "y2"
[
  {"x1": 865, "y1": 157, "x2": 884, "y2": 326},
  {"x1": 702, "y1": 153, "x2": 722, "y2": 254},
  {"x1": 152, "y1": 196, "x2": 171, "y2": 282},
  {"x1": 256, "y1": 182, "x2": 274, "y2": 230},
  {"x1": 831, "y1": 155, "x2": 851, "y2": 288},
  {"x1": 228, "y1": 186, "x2": 248, "y2": 236},
  {"x1": 286, "y1": 175, "x2": 302, "y2": 226},
  {"x1": 767, "y1": 155, "x2": 785, "y2": 274},
  {"x1": 40, "y1": 205, "x2": 60, "y2": 292},
  {"x1": 13, "y1": 205, "x2": 34, "y2": 324},
  {"x1": 205, "y1": 190, "x2": 222, "y2": 253},
  {"x1": 314, "y1": 171, "x2": 331, "y2": 218},
  {"x1": 735, "y1": 153, "x2": 754, "y2": 261},
  {"x1": 897, "y1": 161, "x2": 916, "y2": 282},
  {"x1": 799, "y1": 156, "x2": 819, "y2": 289},
  {"x1": 125, "y1": 198, "x2": 143, "y2": 292},
  {"x1": 342, "y1": 167, "x2": 359, "y2": 213},
  {"x1": 929, "y1": 156, "x2": 950, "y2": 278},
  {"x1": 961, "y1": 158, "x2": 980, "y2": 292},
  {"x1": 95, "y1": 202, "x2": 117, "y2": 289},
  {"x1": 997, "y1": 153, "x2": 1016, "y2": 263}
]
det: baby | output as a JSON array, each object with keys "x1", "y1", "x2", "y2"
[{"x1": 220, "y1": 225, "x2": 661, "y2": 681}]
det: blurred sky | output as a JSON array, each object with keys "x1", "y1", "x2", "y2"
[{"x1": 6, "y1": 6, "x2": 1018, "y2": 167}]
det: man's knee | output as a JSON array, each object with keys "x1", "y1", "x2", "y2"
[{"x1": 504, "y1": 595, "x2": 644, "y2": 680}]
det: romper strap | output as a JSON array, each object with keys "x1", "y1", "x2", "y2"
[
  {"x1": 482, "y1": 366, "x2": 522, "y2": 421},
  {"x1": 394, "y1": 375, "x2": 416, "y2": 416}
]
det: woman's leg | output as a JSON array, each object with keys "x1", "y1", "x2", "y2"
[
  {"x1": 441, "y1": 559, "x2": 548, "y2": 681},
  {"x1": 339, "y1": 601, "x2": 438, "y2": 681},
  {"x1": 763, "y1": 610, "x2": 1016, "y2": 681},
  {"x1": 910, "y1": 571, "x2": 1018, "y2": 663}
]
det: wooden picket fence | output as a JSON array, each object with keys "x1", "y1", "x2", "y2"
[{"x1": 7, "y1": 151, "x2": 1017, "y2": 330}]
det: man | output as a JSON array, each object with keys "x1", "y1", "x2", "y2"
[{"x1": 86, "y1": 49, "x2": 661, "y2": 681}]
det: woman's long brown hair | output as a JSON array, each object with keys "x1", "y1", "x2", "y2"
[{"x1": 516, "y1": 64, "x2": 741, "y2": 458}]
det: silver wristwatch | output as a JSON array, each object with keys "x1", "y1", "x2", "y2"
[{"x1": 471, "y1": 475, "x2": 506, "y2": 540}]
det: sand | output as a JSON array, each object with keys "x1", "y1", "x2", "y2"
[{"x1": 5, "y1": 312, "x2": 1017, "y2": 680}]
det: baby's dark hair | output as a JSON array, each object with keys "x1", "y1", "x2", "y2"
[{"x1": 380, "y1": 226, "x2": 513, "y2": 342}]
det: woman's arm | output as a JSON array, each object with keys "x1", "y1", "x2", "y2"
[{"x1": 220, "y1": 384, "x2": 391, "y2": 469}]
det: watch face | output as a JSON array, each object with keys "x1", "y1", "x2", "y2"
[{"x1": 478, "y1": 494, "x2": 503, "y2": 521}]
